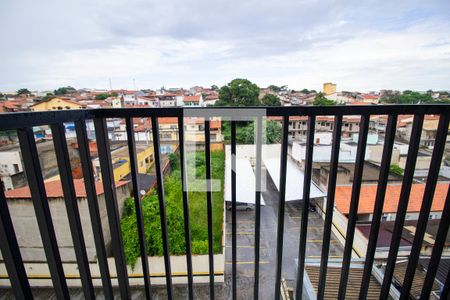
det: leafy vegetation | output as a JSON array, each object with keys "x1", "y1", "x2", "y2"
[
  {"x1": 390, "y1": 164, "x2": 404, "y2": 176},
  {"x1": 215, "y1": 78, "x2": 260, "y2": 106},
  {"x1": 380, "y1": 90, "x2": 436, "y2": 104},
  {"x1": 300, "y1": 88, "x2": 316, "y2": 94},
  {"x1": 261, "y1": 94, "x2": 281, "y2": 106},
  {"x1": 221, "y1": 120, "x2": 282, "y2": 144},
  {"x1": 121, "y1": 150, "x2": 225, "y2": 267},
  {"x1": 312, "y1": 92, "x2": 337, "y2": 106},
  {"x1": 95, "y1": 92, "x2": 117, "y2": 100},
  {"x1": 54, "y1": 86, "x2": 77, "y2": 95},
  {"x1": 17, "y1": 88, "x2": 31, "y2": 95}
]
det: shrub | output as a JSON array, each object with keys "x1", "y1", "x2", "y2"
[{"x1": 121, "y1": 150, "x2": 225, "y2": 266}]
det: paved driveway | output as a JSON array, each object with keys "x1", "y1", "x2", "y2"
[{"x1": 223, "y1": 173, "x2": 344, "y2": 299}]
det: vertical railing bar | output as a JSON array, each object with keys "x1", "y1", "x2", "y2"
[
  {"x1": 337, "y1": 114, "x2": 370, "y2": 300},
  {"x1": 317, "y1": 115, "x2": 342, "y2": 300},
  {"x1": 178, "y1": 116, "x2": 194, "y2": 300},
  {"x1": 51, "y1": 123, "x2": 95, "y2": 299},
  {"x1": 295, "y1": 115, "x2": 315, "y2": 299},
  {"x1": 125, "y1": 117, "x2": 152, "y2": 300},
  {"x1": 75, "y1": 120, "x2": 113, "y2": 299},
  {"x1": 0, "y1": 180, "x2": 33, "y2": 300},
  {"x1": 94, "y1": 118, "x2": 130, "y2": 299},
  {"x1": 253, "y1": 115, "x2": 263, "y2": 300},
  {"x1": 399, "y1": 114, "x2": 449, "y2": 300},
  {"x1": 419, "y1": 186, "x2": 450, "y2": 299},
  {"x1": 17, "y1": 127, "x2": 69, "y2": 299},
  {"x1": 358, "y1": 114, "x2": 397, "y2": 300},
  {"x1": 380, "y1": 114, "x2": 424, "y2": 299},
  {"x1": 204, "y1": 119, "x2": 215, "y2": 299},
  {"x1": 150, "y1": 117, "x2": 174, "y2": 299},
  {"x1": 274, "y1": 115, "x2": 289, "y2": 300},
  {"x1": 231, "y1": 121, "x2": 237, "y2": 300}
]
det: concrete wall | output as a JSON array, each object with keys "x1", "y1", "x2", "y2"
[
  {"x1": 2, "y1": 184, "x2": 130, "y2": 262},
  {"x1": 316, "y1": 199, "x2": 366, "y2": 258}
]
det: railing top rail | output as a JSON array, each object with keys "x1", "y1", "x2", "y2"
[{"x1": 0, "y1": 104, "x2": 449, "y2": 130}]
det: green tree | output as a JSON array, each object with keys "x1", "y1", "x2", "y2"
[
  {"x1": 222, "y1": 120, "x2": 282, "y2": 144},
  {"x1": 381, "y1": 90, "x2": 433, "y2": 104},
  {"x1": 17, "y1": 88, "x2": 31, "y2": 95},
  {"x1": 215, "y1": 79, "x2": 260, "y2": 106},
  {"x1": 400, "y1": 90, "x2": 433, "y2": 104},
  {"x1": 261, "y1": 94, "x2": 281, "y2": 106},
  {"x1": 268, "y1": 85, "x2": 281, "y2": 92},
  {"x1": 95, "y1": 93, "x2": 110, "y2": 100},
  {"x1": 312, "y1": 92, "x2": 336, "y2": 106},
  {"x1": 54, "y1": 86, "x2": 76, "y2": 95},
  {"x1": 211, "y1": 85, "x2": 219, "y2": 91}
]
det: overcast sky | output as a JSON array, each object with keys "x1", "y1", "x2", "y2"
[{"x1": 1, "y1": 0, "x2": 449, "y2": 92}]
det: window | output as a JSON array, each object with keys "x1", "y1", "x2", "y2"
[{"x1": 13, "y1": 164, "x2": 19, "y2": 173}]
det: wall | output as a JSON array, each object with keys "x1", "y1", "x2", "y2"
[
  {"x1": 31, "y1": 98, "x2": 82, "y2": 111},
  {"x1": 316, "y1": 199, "x2": 366, "y2": 258},
  {"x1": 2, "y1": 183, "x2": 130, "y2": 262},
  {"x1": 0, "y1": 151, "x2": 23, "y2": 176}
]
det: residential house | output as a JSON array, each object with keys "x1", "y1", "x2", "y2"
[
  {"x1": 31, "y1": 98, "x2": 84, "y2": 111},
  {"x1": 357, "y1": 94, "x2": 380, "y2": 103},
  {"x1": 178, "y1": 94, "x2": 204, "y2": 107},
  {"x1": 334, "y1": 183, "x2": 448, "y2": 222},
  {"x1": 92, "y1": 144, "x2": 154, "y2": 182},
  {"x1": 3, "y1": 179, "x2": 130, "y2": 262},
  {"x1": 0, "y1": 147, "x2": 26, "y2": 190}
]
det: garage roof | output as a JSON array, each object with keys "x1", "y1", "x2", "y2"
[
  {"x1": 263, "y1": 157, "x2": 326, "y2": 201},
  {"x1": 224, "y1": 158, "x2": 266, "y2": 205}
]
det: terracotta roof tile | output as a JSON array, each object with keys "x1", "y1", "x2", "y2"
[
  {"x1": 5, "y1": 179, "x2": 129, "y2": 199},
  {"x1": 335, "y1": 184, "x2": 448, "y2": 214},
  {"x1": 184, "y1": 95, "x2": 201, "y2": 102}
]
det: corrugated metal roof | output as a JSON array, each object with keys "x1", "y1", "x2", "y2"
[{"x1": 305, "y1": 265, "x2": 382, "y2": 299}]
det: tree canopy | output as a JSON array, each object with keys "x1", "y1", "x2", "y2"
[
  {"x1": 222, "y1": 120, "x2": 282, "y2": 144},
  {"x1": 381, "y1": 90, "x2": 433, "y2": 104},
  {"x1": 300, "y1": 88, "x2": 316, "y2": 94},
  {"x1": 215, "y1": 79, "x2": 260, "y2": 106},
  {"x1": 261, "y1": 94, "x2": 281, "y2": 106},
  {"x1": 54, "y1": 86, "x2": 77, "y2": 95},
  {"x1": 17, "y1": 88, "x2": 31, "y2": 95},
  {"x1": 268, "y1": 85, "x2": 281, "y2": 92},
  {"x1": 312, "y1": 92, "x2": 336, "y2": 106}
]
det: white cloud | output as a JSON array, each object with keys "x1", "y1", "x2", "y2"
[{"x1": 0, "y1": 0, "x2": 449, "y2": 91}]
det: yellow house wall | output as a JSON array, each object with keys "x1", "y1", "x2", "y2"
[
  {"x1": 31, "y1": 98, "x2": 82, "y2": 111},
  {"x1": 111, "y1": 146, "x2": 154, "y2": 181},
  {"x1": 323, "y1": 83, "x2": 336, "y2": 95}
]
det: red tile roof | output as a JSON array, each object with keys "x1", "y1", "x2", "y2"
[
  {"x1": 361, "y1": 94, "x2": 379, "y2": 100},
  {"x1": 5, "y1": 179, "x2": 129, "y2": 199},
  {"x1": 184, "y1": 95, "x2": 201, "y2": 102},
  {"x1": 335, "y1": 184, "x2": 448, "y2": 214}
]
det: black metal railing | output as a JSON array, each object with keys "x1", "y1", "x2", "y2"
[{"x1": 0, "y1": 105, "x2": 449, "y2": 300}]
